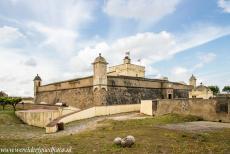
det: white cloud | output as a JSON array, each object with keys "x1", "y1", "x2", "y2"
[
  {"x1": 23, "y1": 58, "x2": 37, "y2": 67},
  {"x1": 0, "y1": 47, "x2": 69, "y2": 97},
  {"x1": 0, "y1": 26, "x2": 24, "y2": 45},
  {"x1": 104, "y1": 0, "x2": 181, "y2": 22},
  {"x1": 28, "y1": 22, "x2": 78, "y2": 54},
  {"x1": 218, "y1": 0, "x2": 230, "y2": 13},
  {"x1": 193, "y1": 52, "x2": 216, "y2": 69},
  {"x1": 172, "y1": 67, "x2": 188, "y2": 75},
  {"x1": 0, "y1": 1, "x2": 98, "y2": 96},
  {"x1": 172, "y1": 25, "x2": 230, "y2": 55},
  {"x1": 3, "y1": 0, "x2": 97, "y2": 54},
  {"x1": 71, "y1": 25, "x2": 230, "y2": 77},
  {"x1": 70, "y1": 31, "x2": 175, "y2": 75},
  {"x1": 170, "y1": 67, "x2": 190, "y2": 82},
  {"x1": 8, "y1": 0, "x2": 96, "y2": 29},
  {"x1": 170, "y1": 52, "x2": 217, "y2": 83}
]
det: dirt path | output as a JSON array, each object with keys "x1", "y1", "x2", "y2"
[
  {"x1": 159, "y1": 121, "x2": 230, "y2": 132},
  {"x1": 42, "y1": 112, "x2": 148, "y2": 138}
]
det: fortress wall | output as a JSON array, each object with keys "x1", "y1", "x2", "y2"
[
  {"x1": 107, "y1": 76, "x2": 189, "y2": 90},
  {"x1": 38, "y1": 76, "x2": 93, "y2": 92},
  {"x1": 36, "y1": 87, "x2": 95, "y2": 109},
  {"x1": 155, "y1": 99, "x2": 230, "y2": 122},
  {"x1": 107, "y1": 76, "x2": 162, "y2": 88},
  {"x1": 106, "y1": 86, "x2": 162, "y2": 105},
  {"x1": 106, "y1": 76, "x2": 190, "y2": 105},
  {"x1": 173, "y1": 89, "x2": 189, "y2": 98},
  {"x1": 35, "y1": 76, "x2": 190, "y2": 108}
]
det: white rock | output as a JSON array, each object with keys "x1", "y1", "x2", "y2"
[
  {"x1": 126, "y1": 135, "x2": 135, "y2": 143},
  {"x1": 119, "y1": 136, "x2": 135, "y2": 147},
  {"x1": 125, "y1": 137, "x2": 135, "y2": 147},
  {"x1": 113, "y1": 137, "x2": 122, "y2": 145}
]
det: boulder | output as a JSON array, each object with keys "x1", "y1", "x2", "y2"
[
  {"x1": 126, "y1": 135, "x2": 135, "y2": 142},
  {"x1": 121, "y1": 136, "x2": 135, "y2": 147},
  {"x1": 124, "y1": 136, "x2": 135, "y2": 147},
  {"x1": 114, "y1": 135, "x2": 135, "y2": 147},
  {"x1": 113, "y1": 137, "x2": 122, "y2": 145}
]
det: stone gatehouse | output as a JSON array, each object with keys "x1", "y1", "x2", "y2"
[{"x1": 34, "y1": 54, "x2": 191, "y2": 109}]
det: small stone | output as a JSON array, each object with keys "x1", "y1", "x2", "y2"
[{"x1": 113, "y1": 137, "x2": 122, "y2": 145}]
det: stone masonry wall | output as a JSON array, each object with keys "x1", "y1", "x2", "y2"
[
  {"x1": 36, "y1": 87, "x2": 95, "y2": 109},
  {"x1": 35, "y1": 75, "x2": 190, "y2": 108},
  {"x1": 173, "y1": 89, "x2": 189, "y2": 98},
  {"x1": 155, "y1": 99, "x2": 230, "y2": 122},
  {"x1": 106, "y1": 87, "x2": 162, "y2": 105},
  {"x1": 106, "y1": 76, "x2": 190, "y2": 105}
]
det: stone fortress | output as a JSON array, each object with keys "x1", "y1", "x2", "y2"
[
  {"x1": 34, "y1": 53, "x2": 192, "y2": 109},
  {"x1": 15, "y1": 53, "x2": 229, "y2": 133}
]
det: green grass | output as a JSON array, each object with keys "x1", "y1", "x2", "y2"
[
  {"x1": 0, "y1": 110, "x2": 22, "y2": 125},
  {"x1": 0, "y1": 108, "x2": 43, "y2": 139},
  {"x1": 0, "y1": 112, "x2": 230, "y2": 154}
]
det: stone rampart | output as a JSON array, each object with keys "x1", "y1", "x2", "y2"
[{"x1": 141, "y1": 98, "x2": 230, "y2": 122}]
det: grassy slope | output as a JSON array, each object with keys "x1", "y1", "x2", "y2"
[
  {"x1": 0, "y1": 106, "x2": 43, "y2": 138},
  {"x1": 0, "y1": 109, "x2": 230, "y2": 153}
]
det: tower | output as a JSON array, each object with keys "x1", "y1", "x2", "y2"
[
  {"x1": 33, "y1": 74, "x2": 42, "y2": 102},
  {"x1": 189, "y1": 74, "x2": 196, "y2": 88},
  {"x1": 92, "y1": 53, "x2": 108, "y2": 91}
]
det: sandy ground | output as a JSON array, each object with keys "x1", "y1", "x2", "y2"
[{"x1": 159, "y1": 121, "x2": 230, "y2": 132}]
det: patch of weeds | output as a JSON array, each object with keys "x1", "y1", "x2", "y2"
[{"x1": 191, "y1": 133, "x2": 208, "y2": 142}]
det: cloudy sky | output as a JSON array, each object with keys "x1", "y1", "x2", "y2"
[{"x1": 0, "y1": 0, "x2": 230, "y2": 96}]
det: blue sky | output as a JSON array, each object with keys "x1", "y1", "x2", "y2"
[{"x1": 0, "y1": 0, "x2": 229, "y2": 96}]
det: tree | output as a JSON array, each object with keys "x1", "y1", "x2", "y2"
[
  {"x1": 0, "y1": 97, "x2": 7, "y2": 110},
  {"x1": 223, "y1": 86, "x2": 230, "y2": 94},
  {"x1": 8, "y1": 97, "x2": 22, "y2": 111},
  {"x1": 208, "y1": 86, "x2": 220, "y2": 95}
]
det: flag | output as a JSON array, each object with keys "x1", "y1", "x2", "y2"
[{"x1": 125, "y1": 51, "x2": 130, "y2": 56}]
